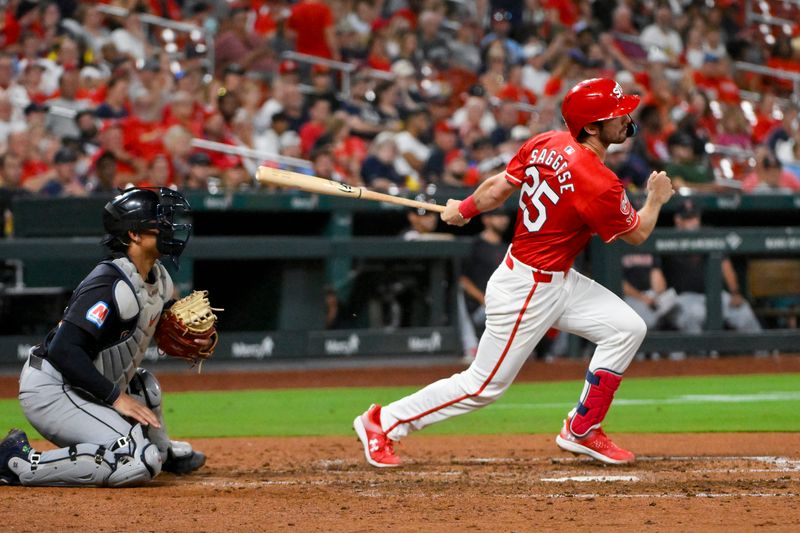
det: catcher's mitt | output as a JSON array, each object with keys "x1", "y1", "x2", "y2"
[{"x1": 154, "y1": 290, "x2": 222, "y2": 368}]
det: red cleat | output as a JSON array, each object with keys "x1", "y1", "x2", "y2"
[
  {"x1": 353, "y1": 404, "x2": 401, "y2": 468},
  {"x1": 555, "y1": 419, "x2": 635, "y2": 465}
]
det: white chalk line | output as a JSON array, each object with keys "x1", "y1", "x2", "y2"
[
  {"x1": 541, "y1": 475, "x2": 640, "y2": 483},
  {"x1": 494, "y1": 391, "x2": 800, "y2": 410},
  {"x1": 191, "y1": 477, "x2": 799, "y2": 500}
]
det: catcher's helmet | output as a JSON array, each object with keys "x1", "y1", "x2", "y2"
[
  {"x1": 101, "y1": 187, "x2": 192, "y2": 267},
  {"x1": 561, "y1": 78, "x2": 640, "y2": 139}
]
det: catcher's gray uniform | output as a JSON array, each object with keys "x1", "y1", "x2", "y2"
[{"x1": 7, "y1": 256, "x2": 201, "y2": 486}]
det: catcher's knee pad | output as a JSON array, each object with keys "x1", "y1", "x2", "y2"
[
  {"x1": 569, "y1": 368, "x2": 623, "y2": 437},
  {"x1": 128, "y1": 368, "x2": 162, "y2": 410},
  {"x1": 107, "y1": 424, "x2": 162, "y2": 487}
]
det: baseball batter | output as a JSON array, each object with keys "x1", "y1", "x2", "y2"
[
  {"x1": 0, "y1": 188, "x2": 206, "y2": 486},
  {"x1": 354, "y1": 78, "x2": 675, "y2": 466}
]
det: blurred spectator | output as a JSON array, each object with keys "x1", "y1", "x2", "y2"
[
  {"x1": 94, "y1": 76, "x2": 130, "y2": 119},
  {"x1": 109, "y1": 7, "x2": 149, "y2": 62},
  {"x1": 686, "y1": 53, "x2": 740, "y2": 104},
  {"x1": 221, "y1": 163, "x2": 252, "y2": 192},
  {"x1": 93, "y1": 120, "x2": 138, "y2": 179},
  {"x1": 137, "y1": 153, "x2": 171, "y2": 189},
  {"x1": 441, "y1": 148, "x2": 479, "y2": 187},
  {"x1": 774, "y1": 115, "x2": 800, "y2": 179},
  {"x1": 64, "y1": 5, "x2": 110, "y2": 61},
  {"x1": 33, "y1": 147, "x2": 86, "y2": 197},
  {"x1": 480, "y1": 41, "x2": 509, "y2": 97},
  {"x1": 0, "y1": 92, "x2": 24, "y2": 148},
  {"x1": 73, "y1": 109, "x2": 99, "y2": 155},
  {"x1": 22, "y1": 101, "x2": 47, "y2": 130},
  {"x1": 392, "y1": 108, "x2": 430, "y2": 187},
  {"x1": 448, "y1": 19, "x2": 482, "y2": 74},
  {"x1": 664, "y1": 131, "x2": 714, "y2": 191},
  {"x1": 214, "y1": 3, "x2": 274, "y2": 78},
  {"x1": 490, "y1": 100, "x2": 521, "y2": 145},
  {"x1": 85, "y1": 151, "x2": 118, "y2": 193},
  {"x1": 609, "y1": 4, "x2": 646, "y2": 60},
  {"x1": 370, "y1": 80, "x2": 402, "y2": 130},
  {"x1": 184, "y1": 152, "x2": 214, "y2": 191},
  {"x1": 606, "y1": 139, "x2": 650, "y2": 191},
  {"x1": 422, "y1": 120, "x2": 457, "y2": 185},
  {"x1": 520, "y1": 37, "x2": 563, "y2": 96},
  {"x1": 360, "y1": 133, "x2": 403, "y2": 191},
  {"x1": 286, "y1": 0, "x2": 340, "y2": 61},
  {"x1": 278, "y1": 129, "x2": 302, "y2": 160},
  {"x1": 310, "y1": 146, "x2": 346, "y2": 183},
  {"x1": 714, "y1": 103, "x2": 751, "y2": 150},
  {"x1": 162, "y1": 90, "x2": 205, "y2": 137},
  {"x1": 741, "y1": 150, "x2": 800, "y2": 194},
  {"x1": 44, "y1": 68, "x2": 90, "y2": 138},
  {"x1": 391, "y1": 60, "x2": 424, "y2": 114},
  {"x1": 394, "y1": 30, "x2": 424, "y2": 71},
  {"x1": 452, "y1": 89, "x2": 496, "y2": 147},
  {"x1": 255, "y1": 110, "x2": 290, "y2": 155},
  {"x1": 481, "y1": 8, "x2": 523, "y2": 65},
  {"x1": 299, "y1": 97, "x2": 331, "y2": 157},
  {"x1": 416, "y1": 10, "x2": 448, "y2": 66},
  {"x1": 639, "y1": 6, "x2": 683, "y2": 69},
  {"x1": 317, "y1": 114, "x2": 367, "y2": 183},
  {"x1": 307, "y1": 64, "x2": 339, "y2": 112},
  {"x1": 0, "y1": 153, "x2": 23, "y2": 189},
  {"x1": 340, "y1": 73, "x2": 383, "y2": 140},
  {"x1": 660, "y1": 200, "x2": 762, "y2": 335}
]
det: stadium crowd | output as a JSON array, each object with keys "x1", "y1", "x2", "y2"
[{"x1": 0, "y1": 0, "x2": 799, "y2": 206}]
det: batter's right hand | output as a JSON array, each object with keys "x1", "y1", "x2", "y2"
[
  {"x1": 646, "y1": 171, "x2": 675, "y2": 205},
  {"x1": 113, "y1": 393, "x2": 161, "y2": 428},
  {"x1": 441, "y1": 199, "x2": 470, "y2": 226}
]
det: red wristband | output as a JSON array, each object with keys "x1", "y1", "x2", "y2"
[{"x1": 458, "y1": 195, "x2": 480, "y2": 219}]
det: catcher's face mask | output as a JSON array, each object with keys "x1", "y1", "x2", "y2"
[{"x1": 152, "y1": 188, "x2": 192, "y2": 268}]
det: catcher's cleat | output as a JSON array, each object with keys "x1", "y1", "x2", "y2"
[
  {"x1": 0, "y1": 428, "x2": 32, "y2": 485},
  {"x1": 162, "y1": 449, "x2": 206, "y2": 475},
  {"x1": 353, "y1": 404, "x2": 400, "y2": 468},
  {"x1": 555, "y1": 419, "x2": 635, "y2": 465}
]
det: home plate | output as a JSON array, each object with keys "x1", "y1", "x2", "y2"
[{"x1": 540, "y1": 475, "x2": 640, "y2": 483}]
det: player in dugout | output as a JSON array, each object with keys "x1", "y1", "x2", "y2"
[
  {"x1": 354, "y1": 78, "x2": 675, "y2": 466},
  {"x1": 0, "y1": 188, "x2": 216, "y2": 487}
]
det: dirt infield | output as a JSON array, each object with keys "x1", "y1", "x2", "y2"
[
  {"x1": 2, "y1": 355, "x2": 800, "y2": 531},
  {"x1": 3, "y1": 434, "x2": 799, "y2": 531}
]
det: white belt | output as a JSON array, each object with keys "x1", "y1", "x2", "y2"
[{"x1": 505, "y1": 252, "x2": 568, "y2": 284}]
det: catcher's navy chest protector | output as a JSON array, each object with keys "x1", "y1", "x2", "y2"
[{"x1": 94, "y1": 257, "x2": 173, "y2": 389}]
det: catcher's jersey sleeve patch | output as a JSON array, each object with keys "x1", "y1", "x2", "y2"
[
  {"x1": 86, "y1": 301, "x2": 110, "y2": 328},
  {"x1": 113, "y1": 280, "x2": 139, "y2": 321}
]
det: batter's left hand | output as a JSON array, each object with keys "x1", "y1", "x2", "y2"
[{"x1": 442, "y1": 199, "x2": 470, "y2": 226}]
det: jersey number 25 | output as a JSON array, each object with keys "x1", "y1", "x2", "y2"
[{"x1": 520, "y1": 166, "x2": 559, "y2": 232}]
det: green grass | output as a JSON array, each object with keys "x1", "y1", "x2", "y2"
[{"x1": 2, "y1": 373, "x2": 798, "y2": 440}]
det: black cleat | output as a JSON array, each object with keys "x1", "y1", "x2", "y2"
[
  {"x1": 162, "y1": 450, "x2": 206, "y2": 475},
  {"x1": 0, "y1": 429, "x2": 32, "y2": 485}
]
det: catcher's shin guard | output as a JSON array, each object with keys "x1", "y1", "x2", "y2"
[
  {"x1": 568, "y1": 368, "x2": 623, "y2": 437},
  {"x1": 15, "y1": 425, "x2": 161, "y2": 487}
]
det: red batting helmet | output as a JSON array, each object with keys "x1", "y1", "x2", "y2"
[{"x1": 561, "y1": 78, "x2": 640, "y2": 138}]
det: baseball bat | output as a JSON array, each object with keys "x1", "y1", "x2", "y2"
[{"x1": 256, "y1": 166, "x2": 445, "y2": 213}]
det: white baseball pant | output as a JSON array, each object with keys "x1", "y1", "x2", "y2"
[{"x1": 381, "y1": 252, "x2": 647, "y2": 440}]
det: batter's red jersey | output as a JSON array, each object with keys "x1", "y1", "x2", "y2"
[{"x1": 504, "y1": 131, "x2": 640, "y2": 272}]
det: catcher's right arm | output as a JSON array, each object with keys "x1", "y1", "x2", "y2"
[{"x1": 154, "y1": 290, "x2": 222, "y2": 368}]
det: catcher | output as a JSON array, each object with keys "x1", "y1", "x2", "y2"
[{"x1": 0, "y1": 187, "x2": 220, "y2": 487}]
